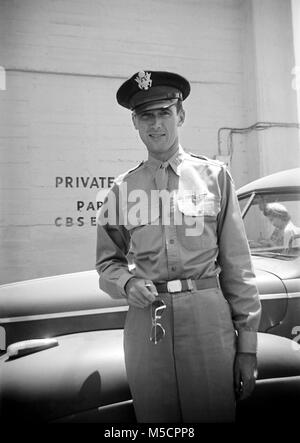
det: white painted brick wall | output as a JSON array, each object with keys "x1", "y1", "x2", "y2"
[{"x1": 0, "y1": 0, "x2": 298, "y2": 283}]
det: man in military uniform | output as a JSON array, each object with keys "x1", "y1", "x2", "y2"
[{"x1": 96, "y1": 70, "x2": 261, "y2": 422}]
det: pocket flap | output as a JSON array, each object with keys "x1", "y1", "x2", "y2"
[
  {"x1": 177, "y1": 192, "x2": 220, "y2": 217},
  {"x1": 124, "y1": 200, "x2": 160, "y2": 230}
]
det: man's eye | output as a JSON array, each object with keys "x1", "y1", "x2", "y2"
[{"x1": 140, "y1": 113, "x2": 152, "y2": 120}]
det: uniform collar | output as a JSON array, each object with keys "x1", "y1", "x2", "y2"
[{"x1": 147, "y1": 145, "x2": 186, "y2": 176}]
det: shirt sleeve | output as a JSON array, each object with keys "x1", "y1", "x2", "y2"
[
  {"x1": 283, "y1": 223, "x2": 294, "y2": 249},
  {"x1": 217, "y1": 165, "x2": 262, "y2": 353},
  {"x1": 95, "y1": 183, "x2": 133, "y2": 299}
]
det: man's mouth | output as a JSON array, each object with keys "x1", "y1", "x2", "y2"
[{"x1": 149, "y1": 133, "x2": 165, "y2": 139}]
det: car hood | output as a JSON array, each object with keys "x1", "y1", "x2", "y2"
[
  {"x1": 0, "y1": 270, "x2": 127, "y2": 318},
  {"x1": 252, "y1": 255, "x2": 300, "y2": 281}
]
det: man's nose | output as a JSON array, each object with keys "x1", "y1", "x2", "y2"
[{"x1": 151, "y1": 115, "x2": 162, "y2": 129}]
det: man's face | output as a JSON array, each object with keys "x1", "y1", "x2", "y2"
[{"x1": 132, "y1": 103, "x2": 185, "y2": 158}]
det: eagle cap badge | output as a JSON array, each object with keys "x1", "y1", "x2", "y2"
[{"x1": 135, "y1": 71, "x2": 152, "y2": 90}]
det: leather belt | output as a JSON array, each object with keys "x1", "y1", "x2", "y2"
[{"x1": 154, "y1": 276, "x2": 219, "y2": 294}]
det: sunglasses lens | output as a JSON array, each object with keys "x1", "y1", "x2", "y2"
[{"x1": 150, "y1": 323, "x2": 165, "y2": 344}]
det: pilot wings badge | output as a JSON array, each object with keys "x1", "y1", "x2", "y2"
[
  {"x1": 135, "y1": 71, "x2": 152, "y2": 90},
  {"x1": 191, "y1": 192, "x2": 201, "y2": 205}
]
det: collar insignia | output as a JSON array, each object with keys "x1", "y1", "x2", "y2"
[{"x1": 135, "y1": 71, "x2": 152, "y2": 90}]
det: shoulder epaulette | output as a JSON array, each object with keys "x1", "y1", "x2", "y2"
[
  {"x1": 189, "y1": 152, "x2": 209, "y2": 160},
  {"x1": 189, "y1": 153, "x2": 225, "y2": 167},
  {"x1": 189, "y1": 153, "x2": 209, "y2": 161},
  {"x1": 126, "y1": 161, "x2": 144, "y2": 175}
]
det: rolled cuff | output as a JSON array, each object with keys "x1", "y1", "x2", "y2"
[
  {"x1": 119, "y1": 272, "x2": 135, "y2": 298},
  {"x1": 237, "y1": 329, "x2": 258, "y2": 353}
]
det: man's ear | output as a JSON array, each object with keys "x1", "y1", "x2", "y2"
[
  {"x1": 177, "y1": 109, "x2": 185, "y2": 127},
  {"x1": 132, "y1": 112, "x2": 139, "y2": 130}
]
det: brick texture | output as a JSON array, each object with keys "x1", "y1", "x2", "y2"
[{"x1": 0, "y1": 0, "x2": 298, "y2": 283}]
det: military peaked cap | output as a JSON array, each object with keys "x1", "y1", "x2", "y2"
[{"x1": 116, "y1": 70, "x2": 190, "y2": 112}]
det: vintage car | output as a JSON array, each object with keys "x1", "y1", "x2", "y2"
[
  {"x1": 1, "y1": 328, "x2": 300, "y2": 423},
  {"x1": 0, "y1": 167, "x2": 300, "y2": 423},
  {"x1": 237, "y1": 167, "x2": 300, "y2": 340}
]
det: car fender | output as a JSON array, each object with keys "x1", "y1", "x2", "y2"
[{"x1": 0, "y1": 329, "x2": 131, "y2": 422}]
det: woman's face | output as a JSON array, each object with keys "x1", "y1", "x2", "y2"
[{"x1": 268, "y1": 215, "x2": 286, "y2": 229}]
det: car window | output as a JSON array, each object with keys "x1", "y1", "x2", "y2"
[
  {"x1": 239, "y1": 192, "x2": 300, "y2": 259},
  {"x1": 238, "y1": 194, "x2": 253, "y2": 215}
]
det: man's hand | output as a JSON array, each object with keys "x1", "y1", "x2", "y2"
[
  {"x1": 234, "y1": 353, "x2": 258, "y2": 401},
  {"x1": 125, "y1": 278, "x2": 158, "y2": 308}
]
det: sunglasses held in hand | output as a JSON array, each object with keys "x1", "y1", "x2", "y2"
[{"x1": 150, "y1": 299, "x2": 166, "y2": 344}]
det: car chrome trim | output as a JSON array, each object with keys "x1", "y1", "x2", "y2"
[
  {"x1": 51, "y1": 399, "x2": 134, "y2": 423},
  {"x1": 7, "y1": 338, "x2": 59, "y2": 358},
  {"x1": 259, "y1": 293, "x2": 287, "y2": 300},
  {"x1": 0, "y1": 305, "x2": 129, "y2": 324},
  {"x1": 260, "y1": 292, "x2": 300, "y2": 300},
  {"x1": 96, "y1": 399, "x2": 133, "y2": 411},
  {"x1": 287, "y1": 291, "x2": 300, "y2": 299}
]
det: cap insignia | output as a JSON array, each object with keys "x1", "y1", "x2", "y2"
[{"x1": 135, "y1": 71, "x2": 152, "y2": 90}]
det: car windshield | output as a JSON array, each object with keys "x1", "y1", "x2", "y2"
[{"x1": 239, "y1": 191, "x2": 300, "y2": 260}]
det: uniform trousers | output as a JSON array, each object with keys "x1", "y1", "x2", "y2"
[{"x1": 124, "y1": 286, "x2": 236, "y2": 423}]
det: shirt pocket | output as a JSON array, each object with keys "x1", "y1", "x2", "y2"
[
  {"x1": 124, "y1": 202, "x2": 161, "y2": 256},
  {"x1": 176, "y1": 193, "x2": 221, "y2": 251}
]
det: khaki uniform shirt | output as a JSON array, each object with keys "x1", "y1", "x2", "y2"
[{"x1": 96, "y1": 146, "x2": 261, "y2": 353}]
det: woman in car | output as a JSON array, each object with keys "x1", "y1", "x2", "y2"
[{"x1": 263, "y1": 203, "x2": 300, "y2": 249}]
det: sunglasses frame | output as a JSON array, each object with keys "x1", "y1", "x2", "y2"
[{"x1": 150, "y1": 299, "x2": 166, "y2": 344}]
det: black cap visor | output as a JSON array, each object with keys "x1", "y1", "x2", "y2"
[{"x1": 133, "y1": 98, "x2": 179, "y2": 114}]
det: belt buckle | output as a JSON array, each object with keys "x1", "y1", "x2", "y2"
[{"x1": 167, "y1": 280, "x2": 182, "y2": 293}]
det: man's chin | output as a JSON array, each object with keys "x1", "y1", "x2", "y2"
[{"x1": 147, "y1": 141, "x2": 169, "y2": 152}]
